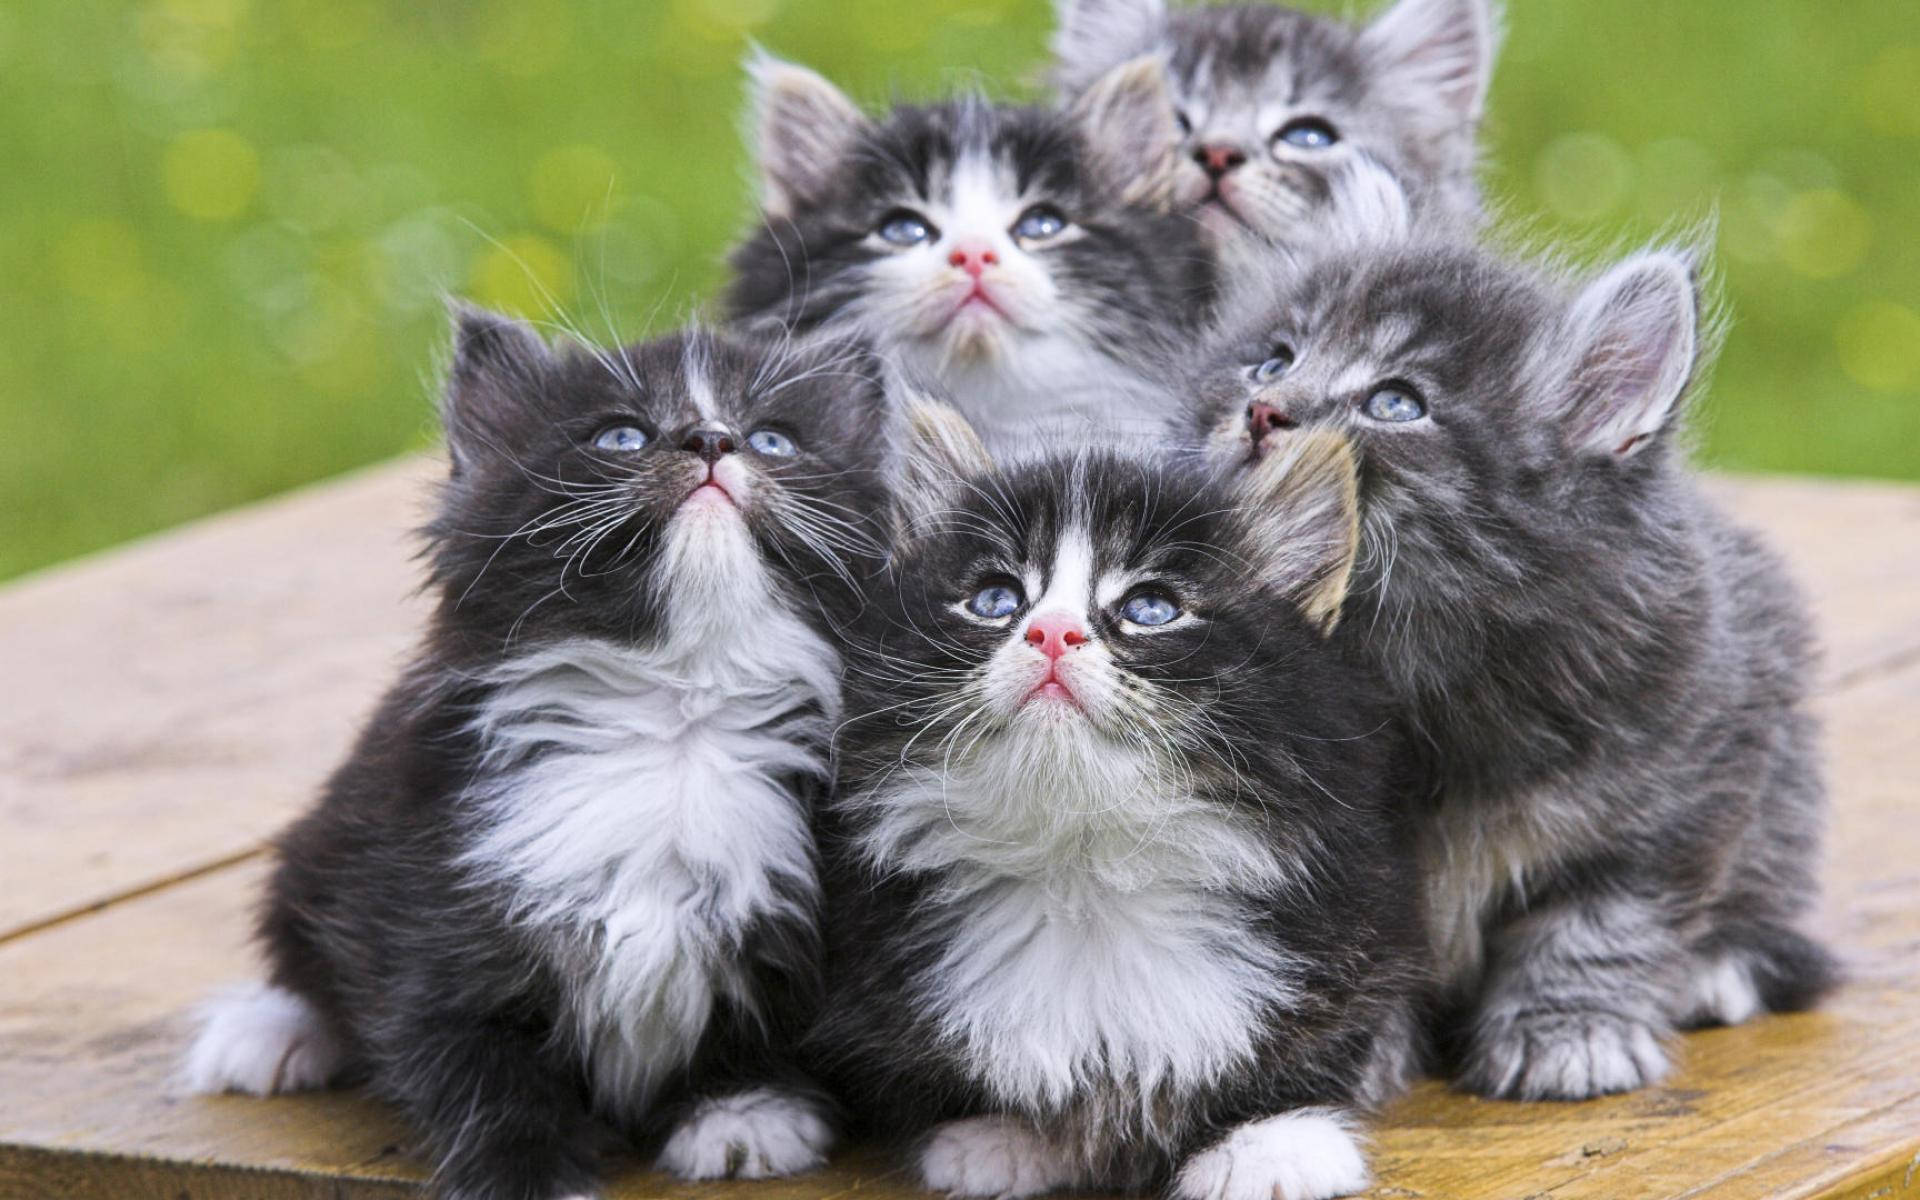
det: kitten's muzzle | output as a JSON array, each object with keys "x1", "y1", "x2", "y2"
[
  {"x1": 1196, "y1": 143, "x2": 1248, "y2": 180},
  {"x1": 1248, "y1": 401, "x2": 1296, "y2": 450},
  {"x1": 680, "y1": 426, "x2": 736, "y2": 464}
]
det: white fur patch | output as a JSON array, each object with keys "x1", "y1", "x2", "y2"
[
  {"x1": 183, "y1": 982, "x2": 343, "y2": 1096},
  {"x1": 854, "y1": 718, "x2": 1299, "y2": 1113},
  {"x1": 920, "y1": 1115, "x2": 1081, "y2": 1198},
  {"x1": 1173, "y1": 1109, "x2": 1371, "y2": 1200},
  {"x1": 461, "y1": 508, "x2": 838, "y2": 1122},
  {"x1": 1419, "y1": 791, "x2": 1587, "y2": 991},
  {"x1": 1683, "y1": 954, "x2": 1762, "y2": 1026},
  {"x1": 656, "y1": 1088, "x2": 834, "y2": 1180}
]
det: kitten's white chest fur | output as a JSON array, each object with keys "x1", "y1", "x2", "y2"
[
  {"x1": 857, "y1": 729, "x2": 1301, "y2": 1112},
  {"x1": 899, "y1": 334, "x2": 1172, "y2": 458},
  {"x1": 462, "y1": 509, "x2": 837, "y2": 1120}
]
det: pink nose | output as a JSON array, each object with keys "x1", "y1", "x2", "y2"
[
  {"x1": 1248, "y1": 401, "x2": 1294, "y2": 446},
  {"x1": 948, "y1": 244, "x2": 1000, "y2": 278},
  {"x1": 1025, "y1": 613, "x2": 1090, "y2": 661},
  {"x1": 1196, "y1": 143, "x2": 1247, "y2": 178}
]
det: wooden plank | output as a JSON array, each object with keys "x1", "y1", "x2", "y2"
[
  {"x1": 2, "y1": 464, "x2": 1915, "y2": 948},
  {"x1": 0, "y1": 456, "x2": 438, "y2": 941},
  {"x1": 2, "y1": 661, "x2": 1915, "y2": 1199}
]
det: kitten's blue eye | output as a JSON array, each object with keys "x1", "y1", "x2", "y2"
[
  {"x1": 878, "y1": 210, "x2": 936, "y2": 247},
  {"x1": 1012, "y1": 205, "x2": 1068, "y2": 242},
  {"x1": 592, "y1": 424, "x2": 648, "y2": 452},
  {"x1": 967, "y1": 582, "x2": 1023, "y2": 620},
  {"x1": 1251, "y1": 346, "x2": 1296, "y2": 383},
  {"x1": 1363, "y1": 383, "x2": 1427, "y2": 423},
  {"x1": 746, "y1": 428, "x2": 797, "y2": 457},
  {"x1": 1275, "y1": 118, "x2": 1339, "y2": 150},
  {"x1": 1121, "y1": 591, "x2": 1180, "y2": 627}
]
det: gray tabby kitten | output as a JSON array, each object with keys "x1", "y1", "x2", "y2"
[
  {"x1": 1051, "y1": 0, "x2": 1497, "y2": 242},
  {"x1": 1179, "y1": 223, "x2": 1836, "y2": 1101},
  {"x1": 728, "y1": 54, "x2": 1212, "y2": 457}
]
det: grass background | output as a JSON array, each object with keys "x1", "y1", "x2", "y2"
[{"x1": 3, "y1": 0, "x2": 1916, "y2": 582}]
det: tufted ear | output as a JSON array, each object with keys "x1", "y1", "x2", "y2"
[
  {"x1": 892, "y1": 386, "x2": 994, "y2": 542},
  {"x1": 1554, "y1": 249, "x2": 1701, "y2": 460},
  {"x1": 1050, "y1": 0, "x2": 1167, "y2": 96},
  {"x1": 1363, "y1": 0, "x2": 1501, "y2": 126},
  {"x1": 441, "y1": 304, "x2": 553, "y2": 476},
  {"x1": 1231, "y1": 430, "x2": 1362, "y2": 635},
  {"x1": 1071, "y1": 55, "x2": 1184, "y2": 210},
  {"x1": 745, "y1": 51, "x2": 871, "y2": 221}
]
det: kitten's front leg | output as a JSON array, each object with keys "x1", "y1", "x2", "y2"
[
  {"x1": 1172, "y1": 1108, "x2": 1371, "y2": 1200},
  {"x1": 1458, "y1": 891, "x2": 1681, "y2": 1101},
  {"x1": 918, "y1": 1114, "x2": 1083, "y2": 1198},
  {"x1": 656, "y1": 1085, "x2": 835, "y2": 1180}
]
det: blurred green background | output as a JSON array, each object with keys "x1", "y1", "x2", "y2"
[{"x1": 2, "y1": 0, "x2": 1916, "y2": 582}]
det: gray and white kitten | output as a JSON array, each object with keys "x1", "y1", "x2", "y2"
[
  {"x1": 184, "y1": 315, "x2": 899, "y2": 1199},
  {"x1": 1179, "y1": 216, "x2": 1837, "y2": 1101},
  {"x1": 1051, "y1": 0, "x2": 1498, "y2": 243},
  {"x1": 727, "y1": 54, "x2": 1213, "y2": 457},
  {"x1": 810, "y1": 406, "x2": 1428, "y2": 1199}
]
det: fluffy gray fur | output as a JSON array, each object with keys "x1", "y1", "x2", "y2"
[
  {"x1": 1050, "y1": 0, "x2": 1498, "y2": 246},
  {"x1": 1177, "y1": 230, "x2": 1836, "y2": 1101}
]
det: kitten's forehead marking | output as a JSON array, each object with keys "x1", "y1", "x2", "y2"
[
  {"x1": 1031, "y1": 524, "x2": 1096, "y2": 626},
  {"x1": 681, "y1": 336, "x2": 719, "y2": 424},
  {"x1": 946, "y1": 151, "x2": 1020, "y2": 243}
]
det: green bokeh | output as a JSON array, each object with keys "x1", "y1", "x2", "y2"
[{"x1": 2, "y1": 0, "x2": 1916, "y2": 582}]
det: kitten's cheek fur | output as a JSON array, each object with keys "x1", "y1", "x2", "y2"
[
  {"x1": 1461, "y1": 1010, "x2": 1672, "y2": 1101},
  {"x1": 918, "y1": 1115, "x2": 1081, "y2": 1198},
  {"x1": 183, "y1": 982, "x2": 343, "y2": 1096},
  {"x1": 1172, "y1": 1109, "x2": 1372, "y2": 1200},
  {"x1": 656, "y1": 1089, "x2": 834, "y2": 1180}
]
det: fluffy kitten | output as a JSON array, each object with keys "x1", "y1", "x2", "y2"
[
  {"x1": 807, "y1": 407, "x2": 1428, "y2": 1200},
  {"x1": 184, "y1": 314, "x2": 898, "y2": 1199},
  {"x1": 727, "y1": 54, "x2": 1213, "y2": 456},
  {"x1": 1180, "y1": 227, "x2": 1837, "y2": 1101},
  {"x1": 1050, "y1": 0, "x2": 1498, "y2": 241}
]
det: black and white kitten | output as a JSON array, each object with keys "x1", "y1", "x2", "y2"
[
  {"x1": 727, "y1": 54, "x2": 1213, "y2": 456},
  {"x1": 1050, "y1": 0, "x2": 1497, "y2": 241},
  {"x1": 808, "y1": 407, "x2": 1427, "y2": 1200},
  {"x1": 184, "y1": 314, "x2": 898, "y2": 1199},
  {"x1": 1181, "y1": 224, "x2": 1837, "y2": 1101}
]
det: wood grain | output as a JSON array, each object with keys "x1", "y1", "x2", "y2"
[{"x1": 1, "y1": 465, "x2": 1916, "y2": 1199}]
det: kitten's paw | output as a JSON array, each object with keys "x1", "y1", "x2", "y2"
[
  {"x1": 656, "y1": 1088, "x2": 833, "y2": 1180},
  {"x1": 182, "y1": 982, "x2": 343, "y2": 1095},
  {"x1": 1461, "y1": 1010, "x2": 1670, "y2": 1100},
  {"x1": 1173, "y1": 1109, "x2": 1370, "y2": 1200},
  {"x1": 919, "y1": 1115, "x2": 1078, "y2": 1198},
  {"x1": 1679, "y1": 955, "x2": 1762, "y2": 1027}
]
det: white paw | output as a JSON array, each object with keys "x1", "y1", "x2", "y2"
[
  {"x1": 1463, "y1": 1010, "x2": 1671, "y2": 1100},
  {"x1": 919, "y1": 1115, "x2": 1079, "y2": 1198},
  {"x1": 1173, "y1": 1109, "x2": 1371, "y2": 1200},
  {"x1": 656, "y1": 1088, "x2": 833, "y2": 1180},
  {"x1": 1681, "y1": 956, "x2": 1762, "y2": 1027},
  {"x1": 182, "y1": 982, "x2": 343, "y2": 1095}
]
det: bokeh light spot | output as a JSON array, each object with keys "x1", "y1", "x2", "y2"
[
  {"x1": 1860, "y1": 46, "x2": 1920, "y2": 138},
  {"x1": 475, "y1": 0, "x2": 574, "y2": 77},
  {"x1": 162, "y1": 129, "x2": 260, "y2": 222},
  {"x1": 1535, "y1": 132, "x2": 1632, "y2": 224},
  {"x1": 1835, "y1": 301, "x2": 1920, "y2": 391},
  {"x1": 1775, "y1": 189, "x2": 1871, "y2": 279},
  {"x1": 468, "y1": 235, "x2": 575, "y2": 319},
  {"x1": 531, "y1": 146, "x2": 621, "y2": 235},
  {"x1": 671, "y1": 0, "x2": 781, "y2": 43}
]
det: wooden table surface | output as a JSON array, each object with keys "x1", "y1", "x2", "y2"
[{"x1": 2, "y1": 457, "x2": 1917, "y2": 1200}]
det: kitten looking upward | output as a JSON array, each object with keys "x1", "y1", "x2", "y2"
[
  {"x1": 1180, "y1": 222, "x2": 1836, "y2": 1102},
  {"x1": 1050, "y1": 0, "x2": 1499, "y2": 242},
  {"x1": 727, "y1": 54, "x2": 1213, "y2": 458}
]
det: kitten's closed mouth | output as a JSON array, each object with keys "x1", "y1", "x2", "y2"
[
  {"x1": 682, "y1": 478, "x2": 737, "y2": 508},
  {"x1": 1024, "y1": 676, "x2": 1083, "y2": 710}
]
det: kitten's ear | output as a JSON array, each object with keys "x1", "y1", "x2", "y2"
[
  {"x1": 892, "y1": 388, "x2": 993, "y2": 541},
  {"x1": 745, "y1": 52, "x2": 870, "y2": 221},
  {"x1": 1050, "y1": 0, "x2": 1167, "y2": 95},
  {"x1": 1363, "y1": 0, "x2": 1501, "y2": 126},
  {"x1": 441, "y1": 304, "x2": 552, "y2": 475},
  {"x1": 1072, "y1": 55, "x2": 1184, "y2": 210},
  {"x1": 1554, "y1": 249, "x2": 1702, "y2": 459},
  {"x1": 1231, "y1": 431, "x2": 1362, "y2": 635}
]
